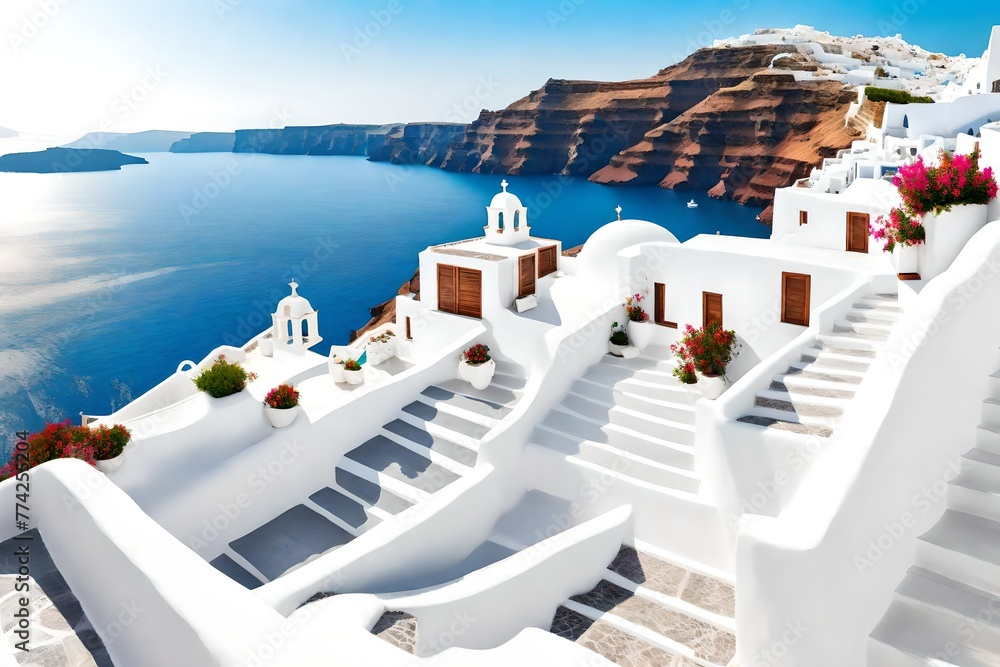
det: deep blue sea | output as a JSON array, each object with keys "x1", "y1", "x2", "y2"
[{"x1": 0, "y1": 153, "x2": 768, "y2": 456}]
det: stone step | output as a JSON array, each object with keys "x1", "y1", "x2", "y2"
[
  {"x1": 845, "y1": 309, "x2": 902, "y2": 324},
  {"x1": 853, "y1": 298, "x2": 905, "y2": 312},
  {"x1": 489, "y1": 371, "x2": 527, "y2": 393},
  {"x1": 800, "y1": 347, "x2": 875, "y2": 372},
  {"x1": 400, "y1": 400, "x2": 493, "y2": 443},
  {"x1": 916, "y1": 510, "x2": 1000, "y2": 594},
  {"x1": 959, "y1": 447, "x2": 1000, "y2": 488},
  {"x1": 534, "y1": 426, "x2": 700, "y2": 492},
  {"x1": 599, "y1": 350, "x2": 676, "y2": 374},
  {"x1": 983, "y1": 398, "x2": 1000, "y2": 430},
  {"x1": 489, "y1": 489, "x2": 588, "y2": 549},
  {"x1": 989, "y1": 370, "x2": 1000, "y2": 399},
  {"x1": 735, "y1": 415, "x2": 834, "y2": 438},
  {"x1": 977, "y1": 423, "x2": 1000, "y2": 456},
  {"x1": 333, "y1": 467, "x2": 413, "y2": 516},
  {"x1": 895, "y1": 566, "x2": 1000, "y2": 640},
  {"x1": 609, "y1": 405, "x2": 697, "y2": 443},
  {"x1": 533, "y1": 419, "x2": 695, "y2": 472},
  {"x1": 547, "y1": 404, "x2": 695, "y2": 449},
  {"x1": 949, "y1": 470, "x2": 1000, "y2": 523},
  {"x1": 435, "y1": 377, "x2": 521, "y2": 408},
  {"x1": 382, "y1": 419, "x2": 478, "y2": 468},
  {"x1": 753, "y1": 389, "x2": 848, "y2": 418},
  {"x1": 371, "y1": 611, "x2": 417, "y2": 654},
  {"x1": 569, "y1": 380, "x2": 697, "y2": 425},
  {"x1": 344, "y1": 436, "x2": 460, "y2": 497},
  {"x1": 550, "y1": 605, "x2": 688, "y2": 667},
  {"x1": 832, "y1": 319, "x2": 893, "y2": 337},
  {"x1": 863, "y1": 292, "x2": 900, "y2": 303},
  {"x1": 869, "y1": 595, "x2": 1000, "y2": 667},
  {"x1": 491, "y1": 358, "x2": 526, "y2": 378},
  {"x1": 583, "y1": 362, "x2": 679, "y2": 389},
  {"x1": 307, "y1": 485, "x2": 383, "y2": 533},
  {"x1": 419, "y1": 385, "x2": 513, "y2": 423},
  {"x1": 744, "y1": 403, "x2": 841, "y2": 427},
  {"x1": 210, "y1": 553, "x2": 265, "y2": 590},
  {"x1": 769, "y1": 375, "x2": 856, "y2": 399},
  {"x1": 819, "y1": 331, "x2": 887, "y2": 350},
  {"x1": 786, "y1": 359, "x2": 867, "y2": 384},
  {"x1": 228, "y1": 504, "x2": 354, "y2": 581}
]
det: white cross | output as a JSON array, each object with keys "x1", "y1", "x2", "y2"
[
  {"x1": 615, "y1": 205, "x2": 622, "y2": 221},
  {"x1": 290, "y1": 279, "x2": 299, "y2": 296},
  {"x1": 501, "y1": 179, "x2": 508, "y2": 192}
]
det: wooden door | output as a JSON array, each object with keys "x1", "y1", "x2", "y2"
[
  {"x1": 518, "y1": 254, "x2": 536, "y2": 298},
  {"x1": 538, "y1": 245, "x2": 558, "y2": 277},
  {"x1": 437, "y1": 264, "x2": 482, "y2": 318},
  {"x1": 457, "y1": 268, "x2": 482, "y2": 318},
  {"x1": 703, "y1": 292, "x2": 723, "y2": 328},
  {"x1": 654, "y1": 282, "x2": 666, "y2": 325},
  {"x1": 781, "y1": 272, "x2": 811, "y2": 326},
  {"x1": 846, "y1": 212, "x2": 869, "y2": 253}
]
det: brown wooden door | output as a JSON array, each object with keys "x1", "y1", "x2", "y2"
[
  {"x1": 781, "y1": 272, "x2": 811, "y2": 326},
  {"x1": 438, "y1": 264, "x2": 482, "y2": 318},
  {"x1": 703, "y1": 292, "x2": 723, "y2": 328},
  {"x1": 654, "y1": 282, "x2": 666, "y2": 325},
  {"x1": 457, "y1": 268, "x2": 482, "y2": 318},
  {"x1": 538, "y1": 245, "x2": 558, "y2": 277},
  {"x1": 846, "y1": 212, "x2": 870, "y2": 253},
  {"x1": 518, "y1": 254, "x2": 536, "y2": 298}
]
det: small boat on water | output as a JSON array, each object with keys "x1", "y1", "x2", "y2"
[{"x1": 687, "y1": 199, "x2": 698, "y2": 208}]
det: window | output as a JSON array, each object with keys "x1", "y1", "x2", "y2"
[
  {"x1": 538, "y1": 245, "x2": 558, "y2": 278},
  {"x1": 702, "y1": 292, "x2": 723, "y2": 328},
  {"x1": 799, "y1": 210, "x2": 808, "y2": 226},
  {"x1": 437, "y1": 264, "x2": 482, "y2": 318},
  {"x1": 653, "y1": 282, "x2": 676, "y2": 328},
  {"x1": 405, "y1": 316, "x2": 412, "y2": 340},
  {"x1": 781, "y1": 272, "x2": 811, "y2": 326}
]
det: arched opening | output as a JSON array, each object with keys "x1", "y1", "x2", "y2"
[
  {"x1": 512, "y1": 209, "x2": 520, "y2": 229},
  {"x1": 497, "y1": 211, "x2": 504, "y2": 230},
  {"x1": 968, "y1": 128, "x2": 975, "y2": 135},
  {"x1": 286, "y1": 319, "x2": 293, "y2": 338},
  {"x1": 302, "y1": 319, "x2": 309, "y2": 338},
  {"x1": 902, "y1": 114, "x2": 909, "y2": 129}
]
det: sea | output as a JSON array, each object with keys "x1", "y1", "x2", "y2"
[{"x1": 0, "y1": 152, "x2": 769, "y2": 457}]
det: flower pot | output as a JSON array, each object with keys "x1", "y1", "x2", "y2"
[
  {"x1": 458, "y1": 358, "x2": 495, "y2": 391},
  {"x1": 696, "y1": 371, "x2": 726, "y2": 400},
  {"x1": 627, "y1": 320, "x2": 654, "y2": 350},
  {"x1": 921, "y1": 204, "x2": 989, "y2": 280},
  {"x1": 265, "y1": 404, "x2": 300, "y2": 428},
  {"x1": 343, "y1": 368, "x2": 364, "y2": 385},
  {"x1": 259, "y1": 337, "x2": 274, "y2": 358},
  {"x1": 329, "y1": 360, "x2": 345, "y2": 383},
  {"x1": 608, "y1": 341, "x2": 629, "y2": 356},
  {"x1": 95, "y1": 453, "x2": 124, "y2": 474},
  {"x1": 893, "y1": 242, "x2": 922, "y2": 276}
]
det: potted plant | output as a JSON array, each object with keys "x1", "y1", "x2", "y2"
[
  {"x1": 342, "y1": 358, "x2": 364, "y2": 385},
  {"x1": 90, "y1": 424, "x2": 132, "y2": 474},
  {"x1": 458, "y1": 343, "x2": 495, "y2": 390},
  {"x1": 365, "y1": 330, "x2": 396, "y2": 366},
  {"x1": 624, "y1": 291, "x2": 653, "y2": 350},
  {"x1": 670, "y1": 322, "x2": 740, "y2": 400},
  {"x1": 673, "y1": 362, "x2": 698, "y2": 386},
  {"x1": 263, "y1": 384, "x2": 301, "y2": 428},
  {"x1": 608, "y1": 322, "x2": 630, "y2": 356},
  {"x1": 329, "y1": 354, "x2": 345, "y2": 383},
  {"x1": 871, "y1": 148, "x2": 998, "y2": 279},
  {"x1": 193, "y1": 354, "x2": 258, "y2": 398}
]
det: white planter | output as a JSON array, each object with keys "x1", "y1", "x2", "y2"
[
  {"x1": 343, "y1": 368, "x2": 365, "y2": 385},
  {"x1": 608, "y1": 341, "x2": 629, "y2": 356},
  {"x1": 365, "y1": 340, "x2": 396, "y2": 366},
  {"x1": 893, "y1": 242, "x2": 922, "y2": 276},
  {"x1": 259, "y1": 337, "x2": 274, "y2": 358},
  {"x1": 95, "y1": 453, "x2": 124, "y2": 474},
  {"x1": 458, "y1": 359, "x2": 495, "y2": 391},
  {"x1": 265, "y1": 404, "x2": 300, "y2": 428},
  {"x1": 921, "y1": 204, "x2": 989, "y2": 280},
  {"x1": 627, "y1": 320, "x2": 654, "y2": 350},
  {"x1": 329, "y1": 360, "x2": 345, "y2": 383},
  {"x1": 696, "y1": 371, "x2": 726, "y2": 400}
]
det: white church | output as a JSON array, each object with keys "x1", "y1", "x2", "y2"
[{"x1": 7, "y1": 23, "x2": 1000, "y2": 667}]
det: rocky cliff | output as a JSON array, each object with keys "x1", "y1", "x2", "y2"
[
  {"x1": 170, "y1": 132, "x2": 236, "y2": 153},
  {"x1": 234, "y1": 124, "x2": 402, "y2": 155},
  {"x1": 63, "y1": 130, "x2": 194, "y2": 152},
  {"x1": 592, "y1": 71, "x2": 857, "y2": 220},
  {"x1": 367, "y1": 123, "x2": 467, "y2": 166}
]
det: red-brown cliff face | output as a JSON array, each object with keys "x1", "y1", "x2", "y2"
[
  {"x1": 439, "y1": 45, "x2": 790, "y2": 177},
  {"x1": 591, "y1": 71, "x2": 857, "y2": 220}
]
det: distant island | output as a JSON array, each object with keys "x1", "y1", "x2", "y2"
[
  {"x1": 63, "y1": 129, "x2": 195, "y2": 153},
  {"x1": 0, "y1": 147, "x2": 148, "y2": 173},
  {"x1": 169, "y1": 132, "x2": 236, "y2": 153}
]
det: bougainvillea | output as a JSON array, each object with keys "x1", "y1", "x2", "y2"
[
  {"x1": 0, "y1": 420, "x2": 132, "y2": 481},
  {"x1": 264, "y1": 384, "x2": 300, "y2": 409},
  {"x1": 670, "y1": 321, "x2": 740, "y2": 379},
  {"x1": 624, "y1": 292, "x2": 649, "y2": 322}
]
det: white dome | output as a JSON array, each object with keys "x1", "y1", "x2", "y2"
[
  {"x1": 488, "y1": 179, "x2": 524, "y2": 210},
  {"x1": 575, "y1": 219, "x2": 679, "y2": 282},
  {"x1": 275, "y1": 281, "x2": 315, "y2": 319}
]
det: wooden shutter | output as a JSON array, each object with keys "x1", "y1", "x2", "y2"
[
  {"x1": 437, "y1": 264, "x2": 457, "y2": 314},
  {"x1": 799, "y1": 210, "x2": 808, "y2": 226},
  {"x1": 781, "y1": 272, "x2": 811, "y2": 326},
  {"x1": 654, "y1": 282, "x2": 666, "y2": 325},
  {"x1": 846, "y1": 212, "x2": 869, "y2": 253},
  {"x1": 405, "y1": 316, "x2": 412, "y2": 340},
  {"x1": 518, "y1": 254, "x2": 536, "y2": 298},
  {"x1": 457, "y1": 268, "x2": 482, "y2": 318},
  {"x1": 703, "y1": 292, "x2": 723, "y2": 329},
  {"x1": 538, "y1": 245, "x2": 558, "y2": 277}
]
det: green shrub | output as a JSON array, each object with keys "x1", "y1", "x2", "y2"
[
  {"x1": 864, "y1": 87, "x2": 933, "y2": 104},
  {"x1": 194, "y1": 355, "x2": 256, "y2": 398},
  {"x1": 874, "y1": 66, "x2": 889, "y2": 78},
  {"x1": 89, "y1": 424, "x2": 132, "y2": 460}
]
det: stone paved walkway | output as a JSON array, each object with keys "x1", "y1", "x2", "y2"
[
  {"x1": 371, "y1": 611, "x2": 416, "y2": 654},
  {"x1": 0, "y1": 530, "x2": 113, "y2": 666}
]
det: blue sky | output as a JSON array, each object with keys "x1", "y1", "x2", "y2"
[{"x1": 0, "y1": 0, "x2": 994, "y2": 137}]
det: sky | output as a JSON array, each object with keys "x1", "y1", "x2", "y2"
[{"x1": 0, "y1": 0, "x2": 995, "y2": 139}]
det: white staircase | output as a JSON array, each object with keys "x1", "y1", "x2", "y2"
[
  {"x1": 868, "y1": 368, "x2": 1000, "y2": 666},
  {"x1": 210, "y1": 361, "x2": 526, "y2": 588},
  {"x1": 738, "y1": 293, "x2": 903, "y2": 438}
]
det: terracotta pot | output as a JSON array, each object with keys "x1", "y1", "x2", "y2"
[
  {"x1": 459, "y1": 358, "x2": 495, "y2": 391},
  {"x1": 264, "y1": 404, "x2": 300, "y2": 428},
  {"x1": 627, "y1": 320, "x2": 654, "y2": 350},
  {"x1": 696, "y1": 371, "x2": 726, "y2": 400}
]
